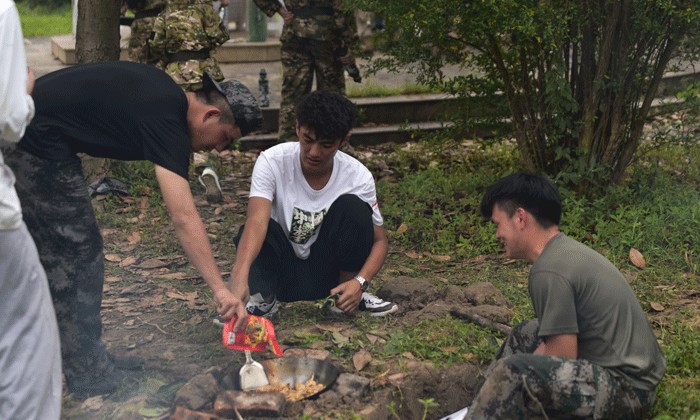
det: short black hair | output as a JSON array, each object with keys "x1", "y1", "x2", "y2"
[
  {"x1": 480, "y1": 171, "x2": 562, "y2": 228},
  {"x1": 295, "y1": 90, "x2": 356, "y2": 141}
]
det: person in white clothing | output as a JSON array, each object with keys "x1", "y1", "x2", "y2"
[
  {"x1": 226, "y1": 90, "x2": 398, "y2": 319},
  {"x1": 0, "y1": 0, "x2": 62, "y2": 418}
]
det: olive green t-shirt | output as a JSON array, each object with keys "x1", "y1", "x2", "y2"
[{"x1": 529, "y1": 233, "x2": 666, "y2": 390}]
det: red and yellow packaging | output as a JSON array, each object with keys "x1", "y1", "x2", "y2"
[{"x1": 222, "y1": 314, "x2": 283, "y2": 356}]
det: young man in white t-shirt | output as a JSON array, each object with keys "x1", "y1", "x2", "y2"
[{"x1": 226, "y1": 90, "x2": 398, "y2": 318}]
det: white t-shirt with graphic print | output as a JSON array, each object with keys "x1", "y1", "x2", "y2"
[{"x1": 249, "y1": 142, "x2": 383, "y2": 259}]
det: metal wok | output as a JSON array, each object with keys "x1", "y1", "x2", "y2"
[{"x1": 259, "y1": 357, "x2": 339, "y2": 399}]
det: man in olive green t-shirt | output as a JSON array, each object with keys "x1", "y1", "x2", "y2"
[{"x1": 461, "y1": 171, "x2": 666, "y2": 420}]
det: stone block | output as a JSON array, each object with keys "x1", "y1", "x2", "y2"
[
  {"x1": 331, "y1": 373, "x2": 370, "y2": 399},
  {"x1": 214, "y1": 390, "x2": 286, "y2": 418},
  {"x1": 174, "y1": 372, "x2": 222, "y2": 411}
]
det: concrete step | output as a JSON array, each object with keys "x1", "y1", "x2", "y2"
[
  {"x1": 50, "y1": 33, "x2": 281, "y2": 65},
  {"x1": 257, "y1": 93, "x2": 462, "y2": 132},
  {"x1": 242, "y1": 95, "x2": 686, "y2": 151}
]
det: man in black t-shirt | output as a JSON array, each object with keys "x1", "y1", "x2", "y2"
[{"x1": 0, "y1": 61, "x2": 262, "y2": 398}]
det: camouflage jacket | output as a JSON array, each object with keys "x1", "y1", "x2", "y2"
[
  {"x1": 150, "y1": 0, "x2": 229, "y2": 85},
  {"x1": 252, "y1": 0, "x2": 358, "y2": 50}
]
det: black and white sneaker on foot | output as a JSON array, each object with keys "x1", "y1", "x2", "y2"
[
  {"x1": 246, "y1": 293, "x2": 279, "y2": 318},
  {"x1": 359, "y1": 292, "x2": 398, "y2": 317},
  {"x1": 329, "y1": 292, "x2": 398, "y2": 317}
]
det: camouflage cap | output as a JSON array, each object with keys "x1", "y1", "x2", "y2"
[{"x1": 202, "y1": 72, "x2": 263, "y2": 137}]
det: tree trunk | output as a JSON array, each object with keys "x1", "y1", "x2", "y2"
[
  {"x1": 75, "y1": 0, "x2": 121, "y2": 180},
  {"x1": 76, "y1": 0, "x2": 121, "y2": 64}
]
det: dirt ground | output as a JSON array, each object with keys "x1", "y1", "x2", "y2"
[{"x1": 59, "y1": 145, "x2": 510, "y2": 420}]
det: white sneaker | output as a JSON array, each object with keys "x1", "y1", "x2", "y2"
[
  {"x1": 330, "y1": 292, "x2": 398, "y2": 317},
  {"x1": 198, "y1": 167, "x2": 223, "y2": 203}
]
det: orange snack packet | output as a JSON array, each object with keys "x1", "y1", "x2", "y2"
[{"x1": 223, "y1": 314, "x2": 283, "y2": 356}]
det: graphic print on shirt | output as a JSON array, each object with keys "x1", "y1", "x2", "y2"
[{"x1": 289, "y1": 207, "x2": 327, "y2": 244}]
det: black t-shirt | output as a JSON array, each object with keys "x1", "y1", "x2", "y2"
[{"x1": 20, "y1": 61, "x2": 191, "y2": 179}]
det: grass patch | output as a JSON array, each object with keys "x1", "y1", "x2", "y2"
[{"x1": 16, "y1": 3, "x2": 72, "y2": 37}]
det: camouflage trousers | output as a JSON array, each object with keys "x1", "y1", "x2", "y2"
[
  {"x1": 467, "y1": 320, "x2": 656, "y2": 420},
  {"x1": 0, "y1": 144, "x2": 114, "y2": 385},
  {"x1": 279, "y1": 37, "x2": 346, "y2": 142}
]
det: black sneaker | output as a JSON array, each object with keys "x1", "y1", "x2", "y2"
[
  {"x1": 246, "y1": 294, "x2": 279, "y2": 318},
  {"x1": 358, "y1": 292, "x2": 398, "y2": 317}
]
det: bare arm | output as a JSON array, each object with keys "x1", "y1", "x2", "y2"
[
  {"x1": 155, "y1": 165, "x2": 248, "y2": 330},
  {"x1": 533, "y1": 334, "x2": 578, "y2": 359},
  {"x1": 332, "y1": 223, "x2": 389, "y2": 312},
  {"x1": 228, "y1": 196, "x2": 272, "y2": 303}
]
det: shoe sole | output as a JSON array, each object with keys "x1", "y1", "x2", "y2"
[
  {"x1": 367, "y1": 304, "x2": 399, "y2": 317},
  {"x1": 330, "y1": 304, "x2": 399, "y2": 317},
  {"x1": 202, "y1": 174, "x2": 223, "y2": 203}
]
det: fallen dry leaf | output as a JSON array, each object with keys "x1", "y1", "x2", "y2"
[
  {"x1": 650, "y1": 301, "x2": 665, "y2": 312},
  {"x1": 316, "y1": 322, "x2": 343, "y2": 333},
  {"x1": 353, "y1": 350, "x2": 372, "y2": 371},
  {"x1": 153, "y1": 272, "x2": 194, "y2": 280},
  {"x1": 432, "y1": 255, "x2": 451, "y2": 262},
  {"x1": 630, "y1": 248, "x2": 646, "y2": 269},
  {"x1": 405, "y1": 250, "x2": 420, "y2": 259},
  {"x1": 105, "y1": 276, "x2": 121, "y2": 283},
  {"x1": 136, "y1": 258, "x2": 169, "y2": 269},
  {"x1": 439, "y1": 346, "x2": 460, "y2": 352},
  {"x1": 120, "y1": 255, "x2": 138, "y2": 267},
  {"x1": 127, "y1": 231, "x2": 141, "y2": 245},
  {"x1": 105, "y1": 254, "x2": 122, "y2": 262},
  {"x1": 396, "y1": 223, "x2": 408, "y2": 235},
  {"x1": 166, "y1": 291, "x2": 187, "y2": 301},
  {"x1": 81, "y1": 395, "x2": 105, "y2": 411}
]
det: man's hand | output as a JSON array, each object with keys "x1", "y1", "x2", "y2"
[
  {"x1": 214, "y1": 287, "x2": 248, "y2": 331},
  {"x1": 331, "y1": 279, "x2": 362, "y2": 313},
  {"x1": 279, "y1": 8, "x2": 293, "y2": 24}
]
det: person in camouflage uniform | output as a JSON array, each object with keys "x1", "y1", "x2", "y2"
[
  {"x1": 466, "y1": 171, "x2": 666, "y2": 420},
  {"x1": 151, "y1": 0, "x2": 231, "y2": 202},
  {"x1": 124, "y1": 0, "x2": 167, "y2": 65},
  {"x1": 252, "y1": 0, "x2": 359, "y2": 141},
  {"x1": 150, "y1": 0, "x2": 230, "y2": 91}
]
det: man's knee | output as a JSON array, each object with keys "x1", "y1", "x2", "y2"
[{"x1": 328, "y1": 194, "x2": 372, "y2": 221}]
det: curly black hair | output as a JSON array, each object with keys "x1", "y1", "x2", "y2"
[{"x1": 294, "y1": 90, "x2": 356, "y2": 141}]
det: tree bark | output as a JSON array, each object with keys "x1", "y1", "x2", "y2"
[{"x1": 76, "y1": 0, "x2": 121, "y2": 64}]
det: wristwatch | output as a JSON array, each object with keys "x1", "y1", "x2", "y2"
[{"x1": 354, "y1": 275, "x2": 369, "y2": 292}]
